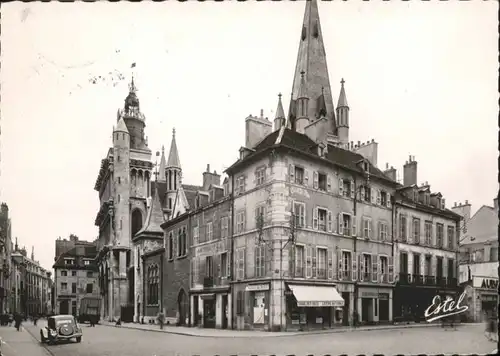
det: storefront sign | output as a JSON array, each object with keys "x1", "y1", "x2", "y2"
[
  {"x1": 361, "y1": 291, "x2": 379, "y2": 298},
  {"x1": 297, "y1": 300, "x2": 344, "y2": 307},
  {"x1": 245, "y1": 284, "x2": 269, "y2": 292},
  {"x1": 424, "y1": 291, "x2": 468, "y2": 322},
  {"x1": 473, "y1": 277, "x2": 499, "y2": 290}
]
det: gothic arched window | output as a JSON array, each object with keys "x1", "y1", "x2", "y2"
[
  {"x1": 147, "y1": 264, "x2": 159, "y2": 305},
  {"x1": 168, "y1": 232, "x2": 174, "y2": 260},
  {"x1": 131, "y1": 210, "x2": 143, "y2": 237}
]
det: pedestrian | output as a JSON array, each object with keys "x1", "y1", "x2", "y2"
[
  {"x1": 157, "y1": 312, "x2": 165, "y2": 330},
  {"x1": 115, "y1": 317, "x2": 121, "y2": 327},
  {"x1": 89, "y1": 316, "x2": 96, "y2": 327},
  {"x1": 33, "y1": 313, "x2": 38, "y2": 326},
  {"x1": 14, "y1": 313, "x2": 22, "y2": 331}
]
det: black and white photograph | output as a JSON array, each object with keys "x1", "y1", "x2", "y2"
[{"x1": 0, "y1": 1, "x2": 497, "y2": 355}]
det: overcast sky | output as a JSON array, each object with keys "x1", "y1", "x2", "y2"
[{"x1": 1, "y1": 1, "x2": 497, "y2": 271}]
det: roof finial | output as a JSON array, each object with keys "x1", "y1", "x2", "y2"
[
  {"x1": 162, "y1": 145, "x2": 165, "y2": 153},
  {"x1": 341, "y1": 78, "x2": 345, "y2": 86},
  {"x1": 321, "y1": 86, "x2": 324, "y2": 95},
  {"x1": 300, "y1": 70, "x2": 305, "y2": 78},
  {"x1": 278, "y1": 92, "x2": 282, "y2": 99},
  {"x1": 172, "y1": 128, "x2": 176, "y2": 137}
]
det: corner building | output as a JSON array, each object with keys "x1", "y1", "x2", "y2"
[{"x1": 225, "y1": 0, "x2": 399, "y2": 331}]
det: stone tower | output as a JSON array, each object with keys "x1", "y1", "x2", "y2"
[
  {"x1": 165, "y1": 128, "x2": 181, "y2": 216},
  {"x1": 336, "y1": 78, "x2": 349, "y2": 146}
]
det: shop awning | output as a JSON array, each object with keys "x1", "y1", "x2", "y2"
[{"x1": 288, "y1": 284, "x2": 344, "y2": 307}]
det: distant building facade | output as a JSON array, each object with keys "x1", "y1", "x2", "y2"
[
  {"x1": 455, "y1": 198, "x2": 498, "y2": 322},
  {"x1": 53, "y1": 243, "x2": 99, "y2": 316},
  {"x1": 0, "y1": 203, "x2": 12, "y2": 314}
]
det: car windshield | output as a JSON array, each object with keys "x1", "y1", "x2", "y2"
[{"x1": 55, "y1": 318, "x2": 74, "y2": 326}]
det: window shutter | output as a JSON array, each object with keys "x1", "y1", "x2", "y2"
[
  {"x1": 312, "y1": 247, "x2": 317, "y2": 278},
  {"x1": 443, "y1": 258, "x2": 448, "y2": 279},
  {"x1": 337, "y1": 213, "x2": 343, "y2": 235},
  {"x1": 304, "y1": 170, "x2": 309, "y2": 184},
  {"x1": 254, "y1": 246, "x2": 259, "y2": 277},
  {"x1": 350, "y1": 180, "x2": 355, "y2": 199},
  {"x1": 313, "y1": 171, "x2": 319, "y2": 189},
  {"x1": 352, "y1": 216, "x2": 357, "y2": 237},
  {"x1": 242, "y1": 211, "x2": 246, "y2": 232},
  {"x1": 351, "y1": 252, "x2": 358, "y2": 281},
  {"x1": 235, "y1": 179, "x2": 240, "y2": 196},
  {"x1": 294, "y1": 246, "x2": 301, "y2": 277},
  {"x1": 313, "y1": 208, "x2": 318, "y2": 230},
  {"x1": 327, "y1": 249, "x2": 334, "y2": 279},
  {"x1": 369, "y1": 220, "x2": 373, "y2": 239},
  {"x1": 217, "y1": 253, "x2": 221, "y2": 278},
  {"x1": 327, "y1": 211, "x2": 333, "y2": 232},
  {"x1": 377, "y1": 256, "x2": 382, "y2": 283},
  {"x1": 372, "y1": 256, "x2": 378, "y2": 282},
  {"x1": 242, "y1": 248, "x2": 246, "y2": 279},
  {"x1": 377, "y1": 190, "x2": 381, "y2": 205},
  {"x1": 388, "y1": 256, "x2": 394, "y2": 283},
  {"x1": 327, "y1": 175, "x2": 332, "y2": 192},
  {"x1": 337, "y1": 251, "x2": 343, "y2": 280},
  {"x1": 339, "y1": 178, "x2": 344, "y2": 196},
  {"x1": 306, "y1": 246, "x2": 312, "y2": 278},
  {"x1": 288, "y1": 245, "x2": 294, "y2": 278},
  {"x1": 289, "y1": 164, "x2": 295, "y2": 182},
  {"x1": 387, "y1": 194, "x2": 392, "y2": 208},
  {"x1": 360, "y1": 186, "x2": 365, "y2": 200},
  {"x1": 199, "y1": 258, "x2": 206, "y2": 284},
  {"x1": 371, "y1": 188, "x2": 376, "y2": 204},
  {"x1": 226, "y1": 252, "x2": 231, "y2": 278},
  {"x1": 359, "y1": 254, "x2": 365, "y2": 281},
  {"x1": 194, "y1": 258, "x2": 199, "y2": 285}
]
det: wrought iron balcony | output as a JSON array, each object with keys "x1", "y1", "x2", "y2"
[
  {"x1": 203, "y1": 276, "x2": 214, "y2": 288},
  {"x1": 398, "y1": 273, "x2": 411, "y2": 284},
  {"x1": 436, "y1": 276, "x2": 446, "y2": 287},
  {"x1": 412, "y1": 274, "x2": 424, "y2": 285},
  {"x1": 424, "y1": 275, "x2": 436, "y2": 286},
  {"x1": 447, "y1": 277, "x2": 457, "y2": 288}
]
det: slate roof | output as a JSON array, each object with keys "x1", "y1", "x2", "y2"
[
  {"x1": 136, "y1": 183, "x2": 164, "y2": 236},
  {"x1": 227, "y1": 128, "x2": 395, "y2": 184},
  {"x1": 182, "y1": 184, "x2": 201, "y2": 209},
  {"x1": 53, "y1": 245, "x2": 98, "y2": 270},
  {"x1": 151, "y1": 181, "x2": 168, "y2": 208}
]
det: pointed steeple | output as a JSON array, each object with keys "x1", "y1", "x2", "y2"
[
  {"x1": 337, "y1": 78, "x2": 348, "y2": 107},
  {"x1": 158, "y1": 145, "x2": 167, "y2": 182},
  {"x1": 115, "y1": 117, "x2": 129, "y2": 134},
  {"x1": 136, "y1": 181, "x2": 164, "y2": 235},
  {"x1": 274, "y1": 93, "x2": 286, "y2": 131},
  {"x1": 31, "y1": 246, "x2": 34, "y2": 261},
  {"x1": 167, "y1": 128, "x2": 181, "y2": 168},
  {"x1": 291, "y1": 0, "x2": 335, "y2": 133}
]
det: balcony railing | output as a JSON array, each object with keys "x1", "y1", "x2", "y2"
[
  {"x1": 203, "y1": 276, "x2": 214, "y2": 288},
  {"x1": 412, "y1": 274, "x2": 424, "y2": 284},
  {"x1": 361, "y1": 272, "x2": 372, "y2": 281},
  {"x1": 399, "y1": 273, "x2": 411, "y2": 284},
  {"x1": 398, "y1": 274, "x2": 457, "y2": 288},
  {"x1": 316, "y1": 268, "x2": 327, "y2": 279}
]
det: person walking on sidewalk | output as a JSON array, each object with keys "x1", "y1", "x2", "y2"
[
  {"x1": 157, "y1": 311, "x2": 165, "y2": 330},
  {"x1": 14, "y1": 313, "x2": 22, "y2": 331}
]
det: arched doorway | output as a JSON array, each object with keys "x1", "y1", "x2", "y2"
[
  {"x1": 131, "y1": 210, "x2": 143, "y2": 237},
  {"x1": 177, "y1": 289, "x2": 188, "y2": 326}
]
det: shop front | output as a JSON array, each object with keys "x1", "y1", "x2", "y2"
[
  {"x1": 245, "y1": 283, "x2": 270, "y2": 330},
  {"x1": 190, "y1": 286, "x2": 231, "y2": 329},
  {"x1": 357, "y1": 287, "x2": 393, "y2": 325},
  {"x1": 285, "y1": 283, "x2": 344, "y2": 331},
  {"x1": 464, "y1": 276, "x2": 499, "y2": 322}
]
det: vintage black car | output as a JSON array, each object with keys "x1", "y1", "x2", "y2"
[{"x1": 40, "y1": 315, "x2": 83, "y2": 344}]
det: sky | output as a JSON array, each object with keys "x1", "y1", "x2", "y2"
[{"x1": 1, "y1": 1, "x2": 497, "y2": 272}]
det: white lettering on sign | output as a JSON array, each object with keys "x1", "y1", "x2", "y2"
[
  {"x1": 297, "y1": 300, "x2": 344, "y2": 307},
  {"x1": 424, "y1": 292, "x2": 469, "y2": 322},
  {"x1": 245, "y1": 284, "x2": 270, "y2": 292}
]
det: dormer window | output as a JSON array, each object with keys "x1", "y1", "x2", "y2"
[
  {"x1": 363, "y1": 161, "x2": 369, "y2": 172},
  {"x1": 413, "y1": 191, "x2": 418, "y2": 202},
  {"x1": 425, "y1": 194, "x2": 430, "y2": 205}
]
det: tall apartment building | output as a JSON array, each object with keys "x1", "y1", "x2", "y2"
[
  {"x1": 0, "y1": 203, "x2": 12, "y2": 314},
  {"x1": 53, "y1": 244, "x2": 99, "y2": 316},
  {"x1": 455, "y1": 198, "x2": 498, "y2": 321}
]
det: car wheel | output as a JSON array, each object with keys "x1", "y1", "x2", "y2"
[
  {"x1": 76, "y1": 337, "x2": 82, "y2": 343},
  {"x1": 40, "y1": 331, "x2": 45, "y2": 344}
]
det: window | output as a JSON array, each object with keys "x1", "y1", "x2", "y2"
[
  {"x1": 72, "y1": 283, "x2": 77, "y2": 294},
  {"x1": 181, "y1": 227, "x2": 187, "y2": 256},
  {"x1": 193, "y1": 225, "x2": 199, "y2": 245},
  {"x1": 205, "y1": 256, "x2": 214, "y2": 277},
  {"x1": 295, "y1": 245, "x2": 305, "y2": 277},
  {"x1": 317, "y1": 248, "x2": 327, "y2": 278},
  {"x1": 118, "y1": 177, "x2": 121, "y2": 184},
  {"x1": 206, "y1": 222, "x2": 213, "y2": 241},
  {"x1": 255, "y1": 205, "x2": 265, "y2": 229},
  {"x1": 412, "y1": 218, "x2": 421, "y2": 244},
  {"x1": 424, "y1": 221, "x2": 432, "y2": 245},
  {"x1": 255, "y1": 244, "x2": 265, "y2": 277},
  {"x1": 87, "y1": 271, "x2": 93, "y2": 278},
  {"x1": 362, "y1": 218, "x2": 372, "y2": 239},
  {"x1": 168, "y1": 232, "x2": 174, "y2": 259},
  {"x1": 65, "y1": 259, "x2": 74, "y2": 265},
  {"x1": 84, "y1": 260, "x2": 90, "y2": 266},
  {"x1": 399, "y1": 215, "x2": 407, "y2": 242},
  {"x1": 362, "y1": 254, "x2": 372, "y2": 281},
  {"x1": 317, "y1": 208, "x2": 327, "y2": 231},
  {"x1": 490, "y1": 247, "x2": 498, "y2": 262},
  {"x1": 380, "y1": 256, "x2": 388, "y2": 282},
  {"x1": 424, "y1": 255, "x2": 431, "y2": 276},
  {"x1": 72, "y1": 271, "x2": 77, "y2": 277},
  {"x1": 61, "y1": 283, "x2": 67, "y2": 291},
  {"x1": 168, "y1": 198, "x2": 172, "y2": 210},
  {"x1": 378, "y1": 222, "x2": 388, "y2": 241},
  {"x1": 221, "y1": 252, "x2": 228, "y2": 277},
  {"x1": 72, "y1": 301, "x2": 77, "y2": 316},
  {"x1": 294, "y1": 166, "x2": 304, "y2": 185},
  {"x1": 293, "y1": 202, "x2": 306, "y2": 228},
  {"x1": 86, "y1": 283, "x2": 93, "y2": 294},
  {"x1": 436, "y1": 223, "x2": 444, "y2": 248},
  {"x1": 221, "y1": 217, "x2": 229, "y2": 238},
  {"x1": 236, "y1": 248, "x2": 245, "y2": 280},
  {"x1": 61, "y1": 270, "x2": 67, "y2": 277},
  {"x1": 342, "y1": 179, "x2": 351, "y2": 197},
  {"x1": 236, "y1": 211, "x2": 245, "y2": 234},
  {"x1": 255, "y1": 168, "x2": 266, "y2": 186},
  {"x1": 318, "y1": 173, "x2": 327, "y2": 191},
  {"x1": 381, "y1": 192, "x2": 387, "y2": 206},
  {"x1": 447, "y1": 258, "x2": 455, "y2": 279},
  {"x1": 341, "y1": 251, "x2": 351, "y2": 279},
  {"x1": 236, "y1": 176, "x2": 246, "y2": 194},
  {"x1": 363, "y1": 186, "x2": 371, "y2": 202},
  {"x1": 447, "y1": 226, "x2": 455, "y2": 249},
  {"x1": 147, "y1": 265, "x2": 159, "y2": 305},
  {"x1": 342, "y1": 214, "x2": 351, "y2": 236}
]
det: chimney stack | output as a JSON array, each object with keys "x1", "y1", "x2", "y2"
[
  {"x1": 451, "y1": 200, "x2": 472, "y2": 225},
  {"x1": 403, "y1": 155, "x2": 418, "y2": 186},
  {"x1": 384, "y1": 165, "x2": 397, "y2": 181}
]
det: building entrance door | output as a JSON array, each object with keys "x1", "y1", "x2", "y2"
[
  {"x1": 253, "y1": 292, "x2": 265, "y2": 324},
  {"x1": 59, "y1": 300, "x2": 69, "y2": 315},
  {"x1": 221, "y1": 294, "x2": 228, "y2": 329}
]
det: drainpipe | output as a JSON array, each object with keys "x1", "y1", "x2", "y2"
[{"x1": 230, "y1": 174, "x2": 235, "y2": 330}]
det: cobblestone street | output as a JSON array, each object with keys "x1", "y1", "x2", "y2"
[{"x1": 14, "y1": 321, "x2": 495, "y2": 356}]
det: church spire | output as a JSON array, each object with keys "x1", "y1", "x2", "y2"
[
  {"x1": 290, "y1": 0, "x2": 335, "y2": 134},
  {"x1": 336, "y1": 78, "x2": 350, "y2": 145},
  {"x1": 274, "y1": 93, "x2": 286, "y2": 131},
  {"x1": 158, "y1": 145, "x2": 167, "y2": 182},
  {"x1": 167, "y1": 128, "x2": 181, "y2": 168}
]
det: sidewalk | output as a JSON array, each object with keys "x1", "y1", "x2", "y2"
[
  {"x1": 98, "y1": 320, "x2": 477, "y2": 338},
  {"x1": 0, "y1": 325, "x2": 50, "y2": 356}
]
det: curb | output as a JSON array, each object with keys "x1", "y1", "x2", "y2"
[
  {"x1": 22, "y1": 326, "x2": 55, "y2": 356},
  {"x1": 98, "y1": 321, "x2": 469, "y2": 338}
]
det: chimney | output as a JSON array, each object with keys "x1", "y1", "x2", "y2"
[
  {"x1": 245, "y1": 113, "x2": 272, "y2": 149},
  {"x1": 384, "y1": 165, "x2": 397, "y2": 181},
  {"x1": 353, "y1": 139, "x2": 379, "y2": 167},
  {"x1": 403, "y1": 155, "x2": 417, "y2": 186},
  {"x1": 202, "y1": 164, "x2": 221, "y2": 191},
  {"x1": 451, "y1": 200, "x2": 472, "y2": 224}
]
